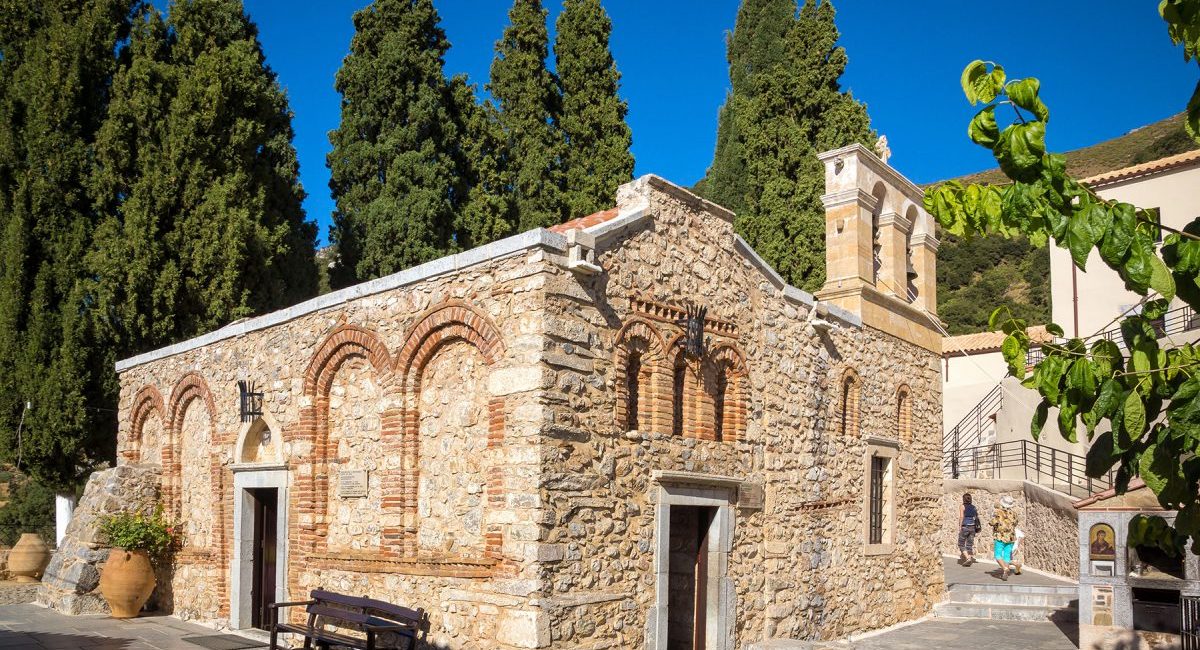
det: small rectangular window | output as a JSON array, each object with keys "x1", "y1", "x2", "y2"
[{"x1": 869, "y1": 456, "x2": 887, "y2": 545}]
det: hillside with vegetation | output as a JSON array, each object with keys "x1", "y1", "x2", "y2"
[{"x1": 936, "y1": 113, "x2": 1198, "y2": 334}]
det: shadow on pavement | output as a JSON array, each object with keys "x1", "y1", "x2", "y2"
[
  {"x1": 0, "y1": 629, "x2": 138, "y2": 648},
  {"x1": 1049, "y1": 605, "x2": 1081, "y2": 648}
]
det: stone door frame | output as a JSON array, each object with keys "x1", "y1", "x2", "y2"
[
  {"x1": 230, "y1": 464, "x2": 289, "y2": 630},
  {"x1": 647, "y1": 470, "x2": 738, "y2": 650}
]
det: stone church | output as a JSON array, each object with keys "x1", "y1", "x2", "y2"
[{"x1": 113, "y1": 144, "x2": 944, "y2": 649}]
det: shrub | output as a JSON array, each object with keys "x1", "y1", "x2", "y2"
[
  {"x1": 98, "y1": 509, "x2": 179, "y2": 562},
  {"x1": 0, "y1": 474, "x2": 55, "y2": 547}
]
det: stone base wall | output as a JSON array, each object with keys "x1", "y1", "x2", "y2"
[
  {"x1": 942, "y1": 479, "x2": 1079, "y2": 578},
  {"x1": 38, "y1": 465, "x2": 162, "y2": 615}
]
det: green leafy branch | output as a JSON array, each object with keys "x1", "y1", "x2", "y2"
[{"x1": 926, "y1": 4, "x2": 1200, "y2": 554}]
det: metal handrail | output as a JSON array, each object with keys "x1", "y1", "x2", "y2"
[
  {"x1": 944, "y1": 439, "x2": 1114, "y2": 498},
  {"x1": 943, "y1": 384, "x2": 1003, "y2": 456}
]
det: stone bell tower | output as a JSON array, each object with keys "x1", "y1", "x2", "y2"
[{"x1": 815, "y1": 143, "x2": 941, "y2": 351}]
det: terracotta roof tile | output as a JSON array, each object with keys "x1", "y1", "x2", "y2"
[
  {"x1": 1072, "y1": 478, "x2": 1147, "y2": 509},
  {"x1": 942, "y1": 325, "x2": 1054, "y2": 356},
  {"x1": 1081, "y1": 149, "x2": 1200, "y2": 187},
  {"x1": 549, "y1": 208, "x2": 619, "y2": 234}
]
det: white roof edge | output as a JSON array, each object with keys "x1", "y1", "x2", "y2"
[
  {"x1": 733, "y1": 235, "x2": 786, "y2": 290},
  {"x1": 115, "y1": 228, "x2": 568, "y2": 372},
  {"x1": 824, "y1": 302, "x2": 863, "y2": 328}
]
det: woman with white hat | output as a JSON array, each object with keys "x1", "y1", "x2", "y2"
[{"x1": 989, "y1": 495, "x2": 1023, "y2": 580}]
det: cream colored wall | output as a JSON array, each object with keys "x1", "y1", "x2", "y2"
[
  {"x1": 942, "y1": 350, "x2": 1006, "y2": 433},
  {"x1": 1050, "y1": 164, "x2": 1200, "y2": 337}
]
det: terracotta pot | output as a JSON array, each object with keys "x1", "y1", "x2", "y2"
[
  {"x1": 99, "y1": 548, "x2": 156, "y2": 618},
  {"x1": 8, "y1": 533, "x2": 50, "y2": 583}
]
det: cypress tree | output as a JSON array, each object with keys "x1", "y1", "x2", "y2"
[
  {"x1": 327, "y1": 0, "x2": 463, "y2": 286},
  {"x1": 555, "y1": 0, "x2": 633, "y2": 217},
  {"x1": 702, "y1": 0, "x2": 794, "y2": 214},
  {"x1": 705, "y1": 0, "x2": 873, "y2": 292},
  {"x1": 451, "y1": 76, "x2": 515, "y2": 250},
  {"x1": 489, "y1": 0, "x2": 566, "y2": 231},
  {"x1": 0, "y1": 0, "x2": 135, "y2": 489},
  {"x1": 89, "y1": 7, "x2": 180, "y2": 352},
  {"x1": 158, "y1": 0, "x2": 317, "y2": 334}
]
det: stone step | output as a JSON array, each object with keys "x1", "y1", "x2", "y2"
[
  {"x1": 946, "y1": 582, "x2": 1076, "y2": 596},
  {"x1": 933, "y1": 601, "x2": 1078, "y2": 622},
  {"x1": 947, "y1": 587, "x2": 1076, "y2": 607}
]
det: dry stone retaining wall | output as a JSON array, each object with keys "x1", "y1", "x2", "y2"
[{"x1": 38, "y1": 464, "x2": 161, "y2": 615}]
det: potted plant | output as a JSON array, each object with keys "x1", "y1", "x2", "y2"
[{"x1": 97, "y1": 508, "x2": 178, "y2": 618}]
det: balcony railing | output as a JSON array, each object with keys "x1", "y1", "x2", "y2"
[
  {"x1": 945, "y1": 439, "x2": 1114, "y2": 498},
  {"x1": 1026, "y1": 304, "x2": 1200, "y2": 367}
]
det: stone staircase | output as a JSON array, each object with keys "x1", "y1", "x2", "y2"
[{"x1": 934, "y1": 581, "x2": 1078, "y2": 622}]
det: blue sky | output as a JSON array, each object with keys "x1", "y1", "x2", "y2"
[{"x1": 233, "y1": 0, "x2": 1196, "y2": 243}]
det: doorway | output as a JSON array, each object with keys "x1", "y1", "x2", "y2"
[
  {"x1": 248, "y1": 488, "x2": 278, "y2": 630},
  {"x1": 667, "y1": 506, "x2": 717, "y2": 650}
]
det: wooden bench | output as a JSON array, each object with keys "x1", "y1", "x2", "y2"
[{"x1": 269, "y1": 589, "x2": 426, "y2": 650}]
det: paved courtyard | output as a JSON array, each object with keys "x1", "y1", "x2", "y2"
[{"x1": 0, "y1": 603, "x2": 266, "y2": 650}]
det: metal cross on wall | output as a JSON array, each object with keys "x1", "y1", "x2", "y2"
[
  {"x1": 238, "y1": 380, "x2": 264, "y2": 423},
  {"x1": 677, "y1": 303, "x2": 708, "y2": 358}
]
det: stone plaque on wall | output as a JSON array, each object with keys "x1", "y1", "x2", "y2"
[
  {"x1": 338, "y1": 470, "x2": 368, "y2": 498},
  {"x1": 738, "y1": 482, "x2": 764, "y2": 510}
]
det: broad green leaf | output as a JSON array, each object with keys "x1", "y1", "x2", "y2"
[
  {"x1": 1132, "y1": 341, "x2": 1156, "y2": 375},
  {"x1": 1143, "y1": 298, "x2": 1171, "y2": 320},
  {"x1": 1091, "y1": 339, "x2": 1123, "y2": 378},
  {"x1": 1094, "y1": 378, "x2": 1123, "y2": 418},
  {"x1": 994, "y1": 122, "x2": 1046, "y2": 182},
  {"x1": 1125, "y1": 391, "x2": 1147, "y2": 439},
  {"x1": 1067, "y1": 359, "x2": 1097, "y2": 395},
  {"x1": 968, "y1": 106, "x2": 1000, "y2": 148},
  {"x1": 1149, "y1": 253, "x2": 1177, "y2": 301},
  {"x1": 1039, "y1": 354, "x2": 1066, "y2": 402},
  {"x1": 1065, "y1": 211, "x2": 1098, "y2": 269},
  {"x1": 1124, "y1": 235, "x2": 1156, "y2": 294},
  {"x1": 1005, "y1": 77, "x2": 1050, "y2": 122},
  {"x1": 1100, "y1": 203, "x2": 1136, "y2": 267},
  {"x1": 1141, "y1": 441, "x2": 1167, "y2": 495},
  {"x1": 1032, "y1": 400, "x2": 1049, "y2": 441},
  {"x1": 961, "y1": 60, "x2": 987, "y2": 104},
  {"x1": 1046, "y1": 323, "x2": 1065, "y2": 337},
  {"x1": 988, "y1": 306, "x2": 1013, "y2": 331},
  {"x1": 1058, "y1": 401, "x2": 1079, "y2": 442},
  {"x1": 1002, "y1": 334, "x2": 1024, "y2": 376}
]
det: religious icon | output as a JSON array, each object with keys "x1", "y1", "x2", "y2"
[{"x1": 1089, "y1": 523, "x2": 1116, "y2": 560}]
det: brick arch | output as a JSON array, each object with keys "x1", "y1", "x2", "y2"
[
  {"x1": 614, "y1": 317, "x2": 667, "y2": 434},
  {"x1": 895, "y1": 384, "x2": 913, "y2": 444},
  {"x1": 303, "y1": 324, "x2": 393, "y2": 397},
  {"x1": 164, "y1": 372, "x2": 227, "y2": 613},
  {"x1": 394, "y1": 301, "x2": 506, "y2": 558},
  {"x1": 126, "y1": 385, "x2": 165, "y2": 464},
  {"x1": 708, "y1": 343, "x2": 748, "y2": 442},
  {"x1": 297, "y1": 324, "x2": 394, "y2": 553},
  {"x1": 838, "y1": 367, "x2": 862, "y2": 437}
]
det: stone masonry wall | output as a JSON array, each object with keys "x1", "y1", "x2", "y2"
[
  {"x1": 942, "y1": 479, "x2": 1079, "y2": 579},
  {"x1": 116, "y1": 248, "x2": 552, "y2": 648},
  {"x1": 536, "y1": 183, "x2": 946, "y2": 648}
]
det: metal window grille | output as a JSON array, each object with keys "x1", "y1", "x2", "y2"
[
  {"x1": 1183, "y1": 595, "x2": 1200, "y2": 650},
  {"x1": 626, "y1": 350, "x2": 642, "y2": 431},
  {"x1": 869, "y1": 456, "x2": 886, "y2": 544},
  {"x1": 238, "y1": 380, "x2": 263, "y2": 423}
]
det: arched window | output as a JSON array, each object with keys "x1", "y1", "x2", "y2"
[
  {"x1": 672, "y1": 351, "x2": 687, "y2": 436},
  {"x1": 840, "y1": 370, "x2": 861, "y2": 437},
  {"x1": 714, "y1": 367, "x2": 728, "y2": 442},
  {"x1": 896, "y1": 386, "x2": 912, "y2": 443},
  {"x1": 626, "y1": 345, "x2": 644, "y2": 431}
]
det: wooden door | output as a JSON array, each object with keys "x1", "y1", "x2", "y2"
[{"x1": 249, "y1": 488, "x2": 278, "y2": 630}]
